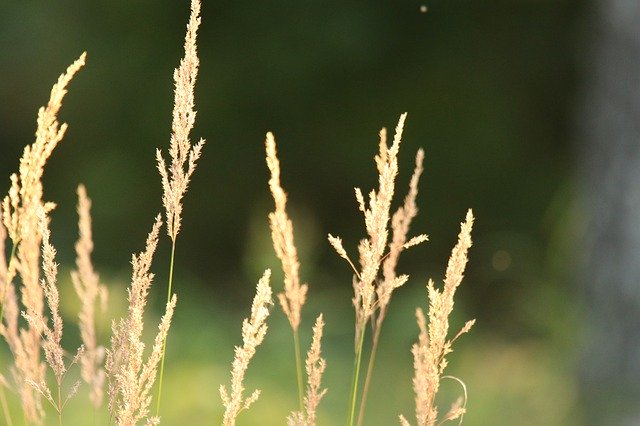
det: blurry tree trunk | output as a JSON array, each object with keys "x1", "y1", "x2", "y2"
[{"x1": 579, "y1": 1, "x2": 640, "y2": 424}]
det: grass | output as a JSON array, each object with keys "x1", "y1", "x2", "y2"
[{"x1": 0, "y1": 1, "x2": 476, "y2": 424}]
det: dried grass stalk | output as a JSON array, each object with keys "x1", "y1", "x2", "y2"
[{"x1": 154, "y1": 0, "x2": 205, "y2": 414}]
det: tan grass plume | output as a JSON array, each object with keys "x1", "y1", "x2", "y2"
[
  {"x1": 156, "y1": 0, "x2": 205, "y2": 243},
  {"x1": 220, "y1": 269, "x2": 273, "y2": 426},
  {"x1": 265, "y1": 132, "x2": 308, "y2": 331}
]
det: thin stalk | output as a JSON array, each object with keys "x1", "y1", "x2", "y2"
[
  {"x1": 0, "y1": 383, "x2": 13, "y2": 426},
  {"x1": 292, "y1": 328, "x2": 304, "y2": 412},
  {"x1": 155, "y1": 239, "x2": 176, "y2": 415},
  {"x1": 356, "y1": 323, "x2": 383, "y2": 426},
  {"x1": 57, "y1": 384, "x2": 62, "y2": 426},
  {"x1": 347, "y1": 321, "x2": 367, "y2": 426}
]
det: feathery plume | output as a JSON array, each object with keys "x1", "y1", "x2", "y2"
[
  {"x1": 265, "y1": 132, "x2": 308, "y2": 331},
  {"x1": 401, "y1": 210, "x2": 475, "y2": 426},
  {"x1": 106, "y1": 216, "x2": 177, "y2": 425},
  {"x1": 0, "y1": 52, "x2": 86, "y2": 424},
  {"x1": 220, "y1": 270, "x2": 273, "y2": 426},
  {"x1": 71, "y1": 184, "x2": 108, "y2": 408},
  {"x1": 156, "y1": 0, "x2": 205, "y2": 242}
]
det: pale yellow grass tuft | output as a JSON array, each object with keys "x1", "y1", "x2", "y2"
[
  {"x1": 156, "y1": 0, "x2": 205, "y2": 243},
  {"x1": 106, "y1": 216, "x2": 178, "y2": 426},
  {"x1": 400, "y1": 209, "x2": 475, "y2": 426},
  {"x1": 0, "y1": 52, "x2": 86, "y2": 424},
  {"x1": 220, "y1": 269, "x2": 273, "y2": 426},
  {"x1": 71, "y1": 184, "x2": 108, "y2": 409}
]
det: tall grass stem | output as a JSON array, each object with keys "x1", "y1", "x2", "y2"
[
  {"x1": 356, "y1": 325, "x2": 383, "y2": 426},
  {"x1": 347, "y1": 322, "x2": 367, "y2": 426},
  {"x1": 155, "y1": 239, "x2": 176, "y2": 415},
  {"x1": 57, "y1": 384, "x2": 62, "y2": 426}
]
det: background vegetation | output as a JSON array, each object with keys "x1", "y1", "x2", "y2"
[{"x1": 1, "y1": 0, "x2": 589, "y2": 424}]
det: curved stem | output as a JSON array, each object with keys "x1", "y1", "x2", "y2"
[
  {"x1": 439, "y1": 375, "x2": 468, "y2": 426},
  {"x1": 155, "y1": 239, "x2": 176, "y2": 416},
  {"x1": 356, "y1": 322, "x2": 383, "y2": 426},
  {"x1": 292, "y1": 328, "x2": 304, "y2": 412}
]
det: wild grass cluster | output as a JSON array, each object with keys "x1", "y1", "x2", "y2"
[{"x1": 0, "y1": 1, "x2": 475, "y2": 424}]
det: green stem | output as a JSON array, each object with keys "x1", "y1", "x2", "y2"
[
  {"x1": 292, "y1": 328, "x2": 305, "y2": 412},
  {"x1": 155, "y1": 239, "x2": 176, "y2": 416},
  {"x1": 347, "y1": 321, "x2": 366, "y2": 426},
  {"x1": 57, "y1": 384, "x2": 62, "y2": 426},
  {"x1": 356, "y1": 322, "x2": 383, "y2": 426}
]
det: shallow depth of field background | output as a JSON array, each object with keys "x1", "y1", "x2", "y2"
[{"x1": 0, "y1": 0, "x2": 608, "y2": 424}]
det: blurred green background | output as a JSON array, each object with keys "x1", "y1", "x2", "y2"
[{"x1": 0, "y1": 0, "x2": 590, "y2": 424}]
